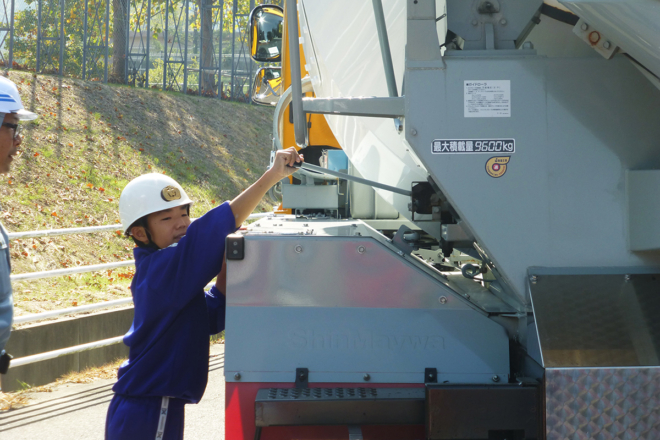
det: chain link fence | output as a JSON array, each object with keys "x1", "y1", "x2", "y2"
[{"x1": 1, "y1": 0, "x2": 275, "y2": 101}]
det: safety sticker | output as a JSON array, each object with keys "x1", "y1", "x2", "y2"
[
  {"x1": 431, "y1": 139, "x2": 514, "y2": 154},
  {"x1": 485, "y1": 156, "x2": 510, "y2": 178},
  {"x1": 464, "y1": 80, "x2": 510, "y2": 118}
]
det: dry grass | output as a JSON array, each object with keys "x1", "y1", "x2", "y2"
[
  {"x1": 56, "y1": 357, "x2": 126, "y2": 384},
  {"x1": 0, "y1": 391, "x2": 30, "y2": 411},
  {"x1": 1, "y1": 70, "x2": 274, "y2": 318}
]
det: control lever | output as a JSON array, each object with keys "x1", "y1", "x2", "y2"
[{"x1": 287, "y1": 161, "x2": 412, "y2": 197}]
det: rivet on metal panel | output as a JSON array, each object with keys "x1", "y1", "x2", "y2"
[
  {"x1": 624, "y1": 274, "x2": 631, "y2": 282},
  {"x1": 471, "y1": 19, "x2": 478, "y2": 26},
  {"x1": 295, "y1": 245, "x2": 303, "y2": 253},
  {"x1": 523, "y1": 41, "x2": 534, "y2": 50},
  {"x1": 357, "y1": 246, "x2": 366, "y2": 254},
  {"x1": 439, "y1": 296, "x2": 448, "y2": 304},
  {"x1": 499, "y1": 18, "x2": 507, "y2": 26},
  {"x1": 581, "y1": 22, "x2": 589, "y2": 31},
  {"x1": 529, "y1": 275, "x2": 538, "y2": 284},
  {"x1": 234, "y1": 373, "x2": 241, "y2": 380},
  {"x1": 492, "y1": 375, "x2": 500, "y2": 382},
  {"x1": 363, "y1": 373, "x2": 371, "y2": 381},
  {"x1": 397, "y1": 250, "x2": 404, "y2": 256},
  {"x1": 603, "y1": 41, "x2": 611, "y2": 49},
  {"x1": 410, "y1": 128, "x2": 417, "y2": 136}
]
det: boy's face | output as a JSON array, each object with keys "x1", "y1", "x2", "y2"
[{"x1": 131, "y1": 205, "x2": 191, "y2": 249}]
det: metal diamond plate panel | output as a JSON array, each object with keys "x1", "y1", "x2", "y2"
[{"x1": 546, "y1": 367, "x2": 660, "y2": 439}]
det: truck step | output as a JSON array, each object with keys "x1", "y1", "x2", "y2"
[{"x1": 255, "y1": 387, "x2": 425, "y2": 427}]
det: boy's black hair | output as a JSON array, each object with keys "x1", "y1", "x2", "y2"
[{"x1": 126, "y1": 204, "x2": 191, "y2": 249}]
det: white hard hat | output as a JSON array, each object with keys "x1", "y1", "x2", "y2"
[
  {"x1": 119, "y1": 173, "x2": 193, "y2": 234},
  {"x1": 0, "y1": 75, "x2": 37, "y2": 120}
]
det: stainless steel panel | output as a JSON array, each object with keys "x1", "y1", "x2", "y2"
[
  {"x1": 227, "y1": 234, "x2": 474, "y2": 310},
  {"x1": 530, "y1": 273, "x2": 660, "y2": 368},
  {"x1": 546, "y1": 367, "x2": 660, "y2": 439},
  {"x1": 225, "y1": 306, "x2": 510, "y2": 384}
]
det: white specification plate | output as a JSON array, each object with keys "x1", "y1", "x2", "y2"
[{"x1": 464, "y1": 80, "x2": 511, "y2": 118}]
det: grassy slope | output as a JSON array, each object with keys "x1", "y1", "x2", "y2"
[{"x1": 2, "y1": 70, "x2": 275, "y2": 317}]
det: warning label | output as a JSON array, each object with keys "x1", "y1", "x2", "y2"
[
  {"x1": 431, "y1": 139, "x2": 515, "y2": 154},
  {"x1": 464, "y1": 80, "x2": 510, "y2": 118}
]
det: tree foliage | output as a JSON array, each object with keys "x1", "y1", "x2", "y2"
[{"x1": 10, "y1": 0, "x2": 257, "y2": 91}]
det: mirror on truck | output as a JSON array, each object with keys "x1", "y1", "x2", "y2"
[
  {"x1": 249, "y1": 5, "x2": 284, "y2": 62},
  {"x1": 251, "y1": 67, "x2": 282, "y2": 106}
]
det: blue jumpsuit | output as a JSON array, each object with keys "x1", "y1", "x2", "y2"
[
  {"x1": 0, "y1": 224, "x2": 12, "y2": 364},
  {"x1": 105, "y1": 202, "x2": 236, "y2": 440}
]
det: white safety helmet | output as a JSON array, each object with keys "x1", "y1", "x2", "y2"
[
  {"x1": 0, "y1": 75, "x2": 37, "y2": 120},
  {"x1": 119, "y1": 173, "x2": 193, "y2": 234}
]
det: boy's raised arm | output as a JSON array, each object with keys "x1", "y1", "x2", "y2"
[{"x1": 228, "y1": 147, "x2": 302, "y2": 228}]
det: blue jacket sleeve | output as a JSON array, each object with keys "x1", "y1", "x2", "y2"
[{"x1": 205, "y1": 285, "x2": 226, "y2": 335}]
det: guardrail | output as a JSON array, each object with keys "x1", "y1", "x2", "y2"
[{"x1": 7, "y1": 212, "x2": 271, "y2": 369}]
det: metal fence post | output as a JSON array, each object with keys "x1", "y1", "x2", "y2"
[
  {"x1": 104, "y1": 0, "x2": 109, "y2": 83},
  {"x1": 59, "y1": 0, "x2": 64, "y2": 75},
  {"x1": 125, "y1": 0, "x2": 130, "y2": 83},
  {"x1": 146, "y1": 0, "x2": 151, "y2": 87},
  {"x1": 182, "y1": 0, "x2": 189, "y2": 93},
  {"x1": 230, "y1": 0, "x2": 236, "y2": 100},
  {"x1": 163, "y1": 0, "x2": 169, "y2": 90},
  {"x1": 9, "y1": 0, "x2": 14, "y2": 68},
  {"x1": 217, "y1": 0, "x2": 223, "y2": 99},
  {"x1": 82, "y1": 0, "x2": 89, "y2": 80},
  {"x1": 36, "y1": 0, "x2": 42, "y2": 72}
]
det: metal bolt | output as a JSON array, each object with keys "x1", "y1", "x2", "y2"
[
  {"x1": 603, "y1": 41, "x2": 611, "y2": 49},
  {"x1": 522, "y1": 41, "x2": 534, "y2": 50},
  {"x1": 529, "y1": 275, "x2": 537, "y2": 284},
  {"x1": 439, "y1": 296, "x2": 448, "y2": 304},
  {"x1": 500, "y1": 18, "x2": 507, "y2": 25},
  {"x1": 465, "y1": 294, "x2": 470, "y2": 300},
  {"x1": 492, "y1": 375, "x2": 500, "y2": 383},
  {"x1": 397, "y1": 250, "x2": 404, "y2": 256},
  {"x1": 410, "y1": 128, "x2": 417, "y2": 136},
  {"x1": 299, "y1": 372, "x2": 306, "y2": 379},
  {"x1": 234, "y1": 373, "x2": 241, "y2": 380},
  {"x1": 625, "y1": 274, "x2": 631, "y2": 282},
  {"x1": 581, "y1": 22, "x2": 589, "y2": 31},
  {"x1": 471, "y1": 19, "x2": 478, "y2": 26},
  {"x1": 294, "y1": 245, "x2": 303, "y2": 253},
  {"x1": 363, "y1": 373, "x2": 371, "y2": 381},
  {"x1": 357, "y1": 245, "x2": 366, "y2": 254}
]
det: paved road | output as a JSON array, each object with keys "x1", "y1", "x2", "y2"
[{"x1": 0, "y1": 344, "x2": 226, "y2": 440}]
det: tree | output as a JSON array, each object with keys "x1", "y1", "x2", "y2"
[{"x1": 112, "y1": 0, "x2": 127, "y2": 82}]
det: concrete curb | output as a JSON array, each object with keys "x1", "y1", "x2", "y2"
[{"x1": 1, "y1": 307, "x2": 133, "y2": 392}]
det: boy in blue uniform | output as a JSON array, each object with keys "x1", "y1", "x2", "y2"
[{"x1": 105, "y1": 147, "x2": 302, "y2": 439}]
